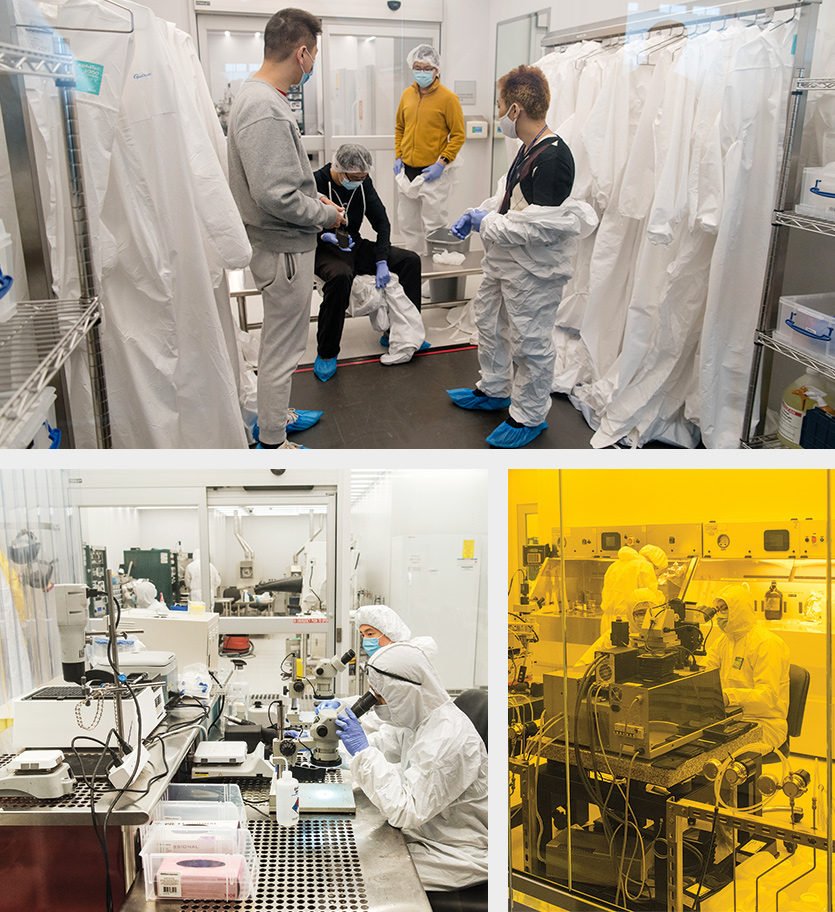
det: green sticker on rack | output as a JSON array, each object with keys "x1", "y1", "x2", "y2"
[{"x1": 75, "y1": 61, "x2": 104, "y2": 96}]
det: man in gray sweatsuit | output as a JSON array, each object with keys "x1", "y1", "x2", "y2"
[{"x1": 228, "y1": 8, "x2": 345, "y2": 449}]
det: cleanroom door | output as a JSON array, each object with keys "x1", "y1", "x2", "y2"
[{"x1": 321, "y1": 20, "x2": 440, "y2": 239}]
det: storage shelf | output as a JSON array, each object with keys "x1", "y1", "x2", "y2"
[
  {"x1": 0, "y1": 297, "x2": 101, "y2": 448},
  {"x1": 755, "y1": 329, "x2": 835, "y2": 385},
  {"x1": 794, "y1": 77, "x2": 835, "y2": 92},
  {"x1": 774, "y1": 210, "x2": 835, "y2": 237},
  {"x1": 0, "y1": 42, "x2": 73, "y2": 80}
]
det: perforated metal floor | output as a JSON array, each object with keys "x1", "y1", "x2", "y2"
[{"x1": 176, "y1": 818, "x2": 368, "y2": 912}]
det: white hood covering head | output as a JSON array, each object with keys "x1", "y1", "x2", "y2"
[
  {"x1": 366, "y1": 642, "x2": 450, "y2": 730},
  {"x1": 627, "y1": 586, "x2": 660, "y2": 635},
  {"x1": 356, "y1": 604, "x2": 412, "y2": 642},
  {"x1": 715, "y1": 583, "x2": 757, "y2": 639},
  {"x1": 639, "y1": 544, "x2": 668, "y2": 571}
]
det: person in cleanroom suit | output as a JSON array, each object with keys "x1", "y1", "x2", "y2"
[
  {"x1": 704, "y1": 583, "x2": 790, "y2": 751},
  {"x1": 336, "y1": 643, "x2": 487, "y2": 911},
  {"x1": 446, "y1": 65, "x2": 598, "y2": 448},
  {"x1": 184, "y1": 550, "x2": 221, "y2": 607},
  {"x1": 599, "y1": 546, "x2": 665, "y2": 636},
  {"x1": 394, "y1": 45, "x2": 465, "y2": 261},
  {"x1": 355, "y1": 603, "x2": 438, "y2": 661},
  {"x1": 576, "y1": 587, "x2": 659, "y2": 668}
]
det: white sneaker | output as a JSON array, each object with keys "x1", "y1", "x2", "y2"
[
  {"x1": 277, "y1": 439, "x2": 306, "y2": 449},
  {"x1": 421, "y1": 281, "x2": 431, "y2": 299}
]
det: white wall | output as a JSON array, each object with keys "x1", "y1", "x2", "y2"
[{"x1": 351, "y1": 470, "x2": 488, "y2": 687}]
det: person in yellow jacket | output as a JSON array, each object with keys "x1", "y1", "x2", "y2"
[{"x1": 394, "y1": 45, "x2": 465, "y2": 264}]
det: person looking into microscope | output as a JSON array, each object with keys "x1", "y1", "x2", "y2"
[{"x1": 336, "y1": 642, "x2": 487, "y2": 911}]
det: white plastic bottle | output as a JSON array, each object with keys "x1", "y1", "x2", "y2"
[
  {"x1": 274, "y1": 768, "x2": 299, "y2": 827},
  {"x1": 223, "y1": 659, "x2": 250, "y2": 734}
]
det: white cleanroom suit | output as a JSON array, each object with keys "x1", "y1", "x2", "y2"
[
  {"x1": 473, "y1": 179, "x2": 598, "y2": 426},
  {"x1": 349, "y1": 643, "x2": 488, "y2": 892},
  {"x1": 184, "y1": 551, "x2": 221, "y2": 606},
  {"x1": 348, "y1": 276, "x2": 426, "y2": 364},
  {"x1": 704, "y1": 583, "x2": 790, "y2": 750},
  {"x1": 577, "y1": 586, "x2": 659, "y2": 667},
  {"x1": 599, "y1": 546, "x2": 664, "y2": 635}
]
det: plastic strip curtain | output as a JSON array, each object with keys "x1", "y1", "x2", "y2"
[{"x1": 0, "y1": 469, "x2": 81, "y2": 724}]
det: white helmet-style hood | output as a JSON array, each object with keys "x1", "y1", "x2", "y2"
[
  {"x1": 366, "y1": 642, "x2": 450, "y2": 730},
  {"x1": 715, "y1": 583, "x2": 757, "y2": 639}
]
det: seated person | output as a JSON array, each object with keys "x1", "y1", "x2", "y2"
[
  {"x1": 356, "y1": 603, "x2": 438, "y2": 661},
  {"x1": 704, "y1": 583, "x2": 790, "y2": 751},
  {"x1": 312, "y1": 143, "x2": 423, "y2": 382},
  {"x1": 575, "y1": 587, "x2": 658, "y2": 667},
  {"x1": 336, "y1": 642, "x2": 487, "y2": 912}
]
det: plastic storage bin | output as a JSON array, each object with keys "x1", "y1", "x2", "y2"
[
  {"x1": 426, "y1": 227, "x2": 471, "y2": 304},
  {"x1": 140, "y1": 827, "x2": 258, "y2": 901},
  {"x1": 141, "y1": 821, "x2": 240, "y2": 855},
  {"x1": 0, "y1": 387, "x2": 58, "y2": 449},
  {"x1": 155, "y1": 782, "x2": 246, "y2": 823},
  {"x1": 796, "y1": 165, "x2": 835, "y2": 221},
  {"x1": 774, "y1": 293, "x2": 835, "y2": 365}
]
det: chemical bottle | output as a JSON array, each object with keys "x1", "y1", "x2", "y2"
[
  {"x1": 223, "y1": 659, "x2": 250, "y2": 731},
  {"x1": 274, "y1": 768, "x2": 299, "y2": 827},
  {"x1": 776, "y1": 370, "x2": 834, "y2": 448},
  {"x1": 764, "y1": 581, "x2": 784, "y2": 621}
]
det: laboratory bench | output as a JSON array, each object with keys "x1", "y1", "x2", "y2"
[{"x1": 0, "y1": 690, "x2": 430, "y2": 912}]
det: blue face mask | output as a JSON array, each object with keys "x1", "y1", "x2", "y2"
[
  {"x1": 299, "y1": 48, "x2": 314, "y2": 86},
  {"x1": 363, "y1": 637, "x2": 381, "y2": 656},
  {"x1": 341, "y1": 179, "x2": 363, "y2": 190},
  {"x1": 413, "y1": 70, "x2": 434, "y2": 88}
]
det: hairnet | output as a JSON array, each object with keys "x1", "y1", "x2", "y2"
[
  {"x1": 367, "y1": 642, "x2": 449, "y2": 729},
  {"x1": 639, "y1": 544, "x2": 668, "y2": 571},
  {"x1": 333, "y1": 143, "x2": 373, "y2": 174},
  {"x1": 356, "y1": 604, "x2": 411, "y2": 642},
  {"x1": 714, "y1": 583, "x2": 756, "y2": 639},
  {"x1": 407, "y1": 44, "x2": 440, "y2": 70}
]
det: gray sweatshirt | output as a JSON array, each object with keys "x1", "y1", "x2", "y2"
[{"x1": 228, "y1": 77, "x2": 335, "y2": 253}]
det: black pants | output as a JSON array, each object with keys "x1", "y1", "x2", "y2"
[
  {"x1": 314, "y1": 237, "x2": 422, "y2": 359},
  {"x1": 426, "y1": 882, "x2": 488, "y2": 912}
]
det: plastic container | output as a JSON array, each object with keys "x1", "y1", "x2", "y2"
[
  {"x1": 425, "y1": 227, "x2": 471, "y2": 304},
  {"x1": 796, "y1": 164, "x2": 835, "y2": 221},
  {"x1": 775, "y1": 293, "x2": 835, "y2": 364},
  {"x1": 0, "y1": 387, "x2": 58, "y2": 449},
  {"x1": 140, "y1": 827, "x2": 258, "y2": 901},
  {"x1": 273, "y1": 768, "x2": 299, "y2": 827},
  {"x1": 223, "y1": 659, "x2": 250, "y2": 730},
  {"x1": 799, "y1": 405, "x2": 835, "y2": 448},
  {"x1": 0, "y1": 218, "x2": 16, "y2": 322},
  {"x1": 140, "y1": 821, "x2": 240, "y2": 855},
  {"x1": 776, "y1": 370, "x2": 834, "y2": 448},
  {"x1": 156, "y1": 782, "x2": 246, "y2": 824}
]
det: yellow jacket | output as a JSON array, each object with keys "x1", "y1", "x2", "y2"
[{"x1": 395, "y1": 80, "x2": 465, "y2": 168}]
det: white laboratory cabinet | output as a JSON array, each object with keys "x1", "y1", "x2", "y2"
[{"x1": 389, "y1": 534, "x2": 484, "y2": 691}]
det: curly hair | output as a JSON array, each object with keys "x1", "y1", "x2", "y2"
[{"x1": 497, "y1": 65, "x2": 550, "y2": 120}]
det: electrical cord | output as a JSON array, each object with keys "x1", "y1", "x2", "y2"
[
  {"x1": 308, "y1": 564, "x2": 323, "y2": 609},
  {"x1": 508, "y1": 569, "x2": 525, "y2": 596},
  {"x1": 508, "y1": 612, "x2": 539, "y2": 641}
]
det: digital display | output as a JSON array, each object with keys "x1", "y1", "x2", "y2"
[
  {"x1": 600, "y1": 531, "x2": 621, "y2": 551},
  {"x1": 763, "y1": 529, "x2": 790, "y2": 552}
]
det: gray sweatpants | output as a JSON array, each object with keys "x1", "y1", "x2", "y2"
[{"x1": 250, "y1": 246, "x2": 315, "y2": 445}]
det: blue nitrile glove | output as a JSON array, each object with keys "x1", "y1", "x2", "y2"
[
  {"x1": 321, "y1": 232, "x2": 339, "y2": 245},
  {"x1": 336, "y1": 707, "x2": 370, "y2": 756},
  {"x1": 317, "y1": 700, "x2": 341, "y2": 711},
  {"x1": 375, "y1": 261, "x2": 391, "y2": 289},
  {"x1": 470, "y1": 209, "x2": 488, "y2": 232},
  {"x1": 421, "y1": 161, "x2": 445, "y2": 182},
  {"x1": 451, "y1": 213, "x2": 472, "y2": 239},
  {"x1": 283, "y1": 729, "x2": 301, "y2": 739},
  {"x1": 394, "y1": 157, "x2": 403, "y2": 175}
]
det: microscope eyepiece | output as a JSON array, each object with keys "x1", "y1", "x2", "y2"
[{"x1": 351, "y1": 690, "x2": 378, "y2": 719}]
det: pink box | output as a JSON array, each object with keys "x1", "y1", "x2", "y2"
[{"x1": 155, "y1": 854, "x2": 247, "y2": 900}]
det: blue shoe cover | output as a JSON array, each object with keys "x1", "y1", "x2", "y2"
[
  {"x1": 486, "y1": 420, "x2": 548, "y2": 448},
  {"x1": 380, "y1": 335, "x2": 390, "y2": 348},
  {"x1": 286, "y1": 409, "x2": 323, "y2": 433},
  {"x1": 447, "y1": 388, "x2": 511, "y2": 411},
  {"x1": 314, "y1": 356, "x2": 338, "y2": 381},
  {"x1": 252, "y1": 421, "x2": 261, "y2": 443},
  {"x1": 419, "y1": 340, "x2": 431, "y2": 351}
]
